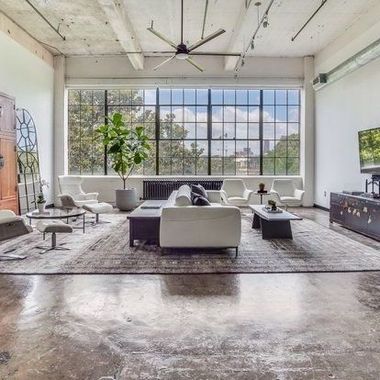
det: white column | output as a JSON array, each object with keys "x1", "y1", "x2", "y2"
[
  {"x1": 53, "y1": 55, "x2": 67, "y2": 205},
  {"x1": 301, "y1": 56, "x2": 315, "y2": 207}
]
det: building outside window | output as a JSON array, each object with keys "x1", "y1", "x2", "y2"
[{"x1": 68, "y1": 88, "x2": 300, "y2": 176}]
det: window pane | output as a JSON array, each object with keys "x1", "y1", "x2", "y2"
[
  {"x1": 212, "y1": 106, "x2": 223, "y2": 122},
  {"x1": 184, "y1": 123, "x2": 196, "y2": 139},
  {"x1": 248, "y1": 157, "x2": 260, "y2": 175},
  {"x1": 263, "y1": 90, "x2": 274, "y2": 104},
  {"x1": 275, "y1": 90, "x2": 287, "y2": 105},
  {"x1": 236, "y1": 140, "x2": 248, "y2": 156},
  {"x1": 211, "y1": 141, "x2": 223, "y2": 157},
  {"x1": 224, "y1": 90, "x2": 235, "y2": 104},
  {"x1": 249, "y1": 90, "x2": 260, "y2": 104},
  {"x1": 224, "y1": 141, "x2": 235, "y2": 157},
  {"x1": 288, "y1": 140, "x2": 300, "y2": 157},
  {"x1": 263, "y1": 106, "x2": 274, "y2": 122},
  {"x1": 288, "y1": 90, "x2": 300, "y2": 105},
  {"x1": 197, "y1": 157, "x2": 208, "y2": 175},
  {"x1": 236, "y1": 106, "x2": 247, "y2": 122},
  {"x1": 275, "y1": 123, "x2": 287, "y2": 140},
  {"x1": 288, "y1": 123, "x2": 299, "y2": 138},
  {"x1": 224, "y1": 123, "x2": 235, "y2": 139},
  {"x1": 248, "y1": 123, "x2": 260, "y2": 139},
  {"x1": 263, "y1": 123, "x2": 274, "y2": 139},
  {"x1": 236, "y1": 123, "x2": 248, "y2": 139},
  {"x1": 211, "y1": 89, "x2": 223, "y2": 104},
  {"x1": 287, "y1": 157, "x2": 300, "y2": 175},
  {"x1": 184, "y1": 106, "x2": 196, "y2": 122},
  {"x1": 197, "y1": 106, "x2": 207, "y2": 122},
  {"x1": 145, "y1": 89, "x2": 156, "y2": 104},
  {"x1": 159, "y1": 89, "x2": 171, "y2": 104},
  {"x1": 236, "y1": 158, "x2": 248, "y2": 175},
  {"x1": 224, "y1": 157, "x2": 236, "y2": 174},
  {"x1": 197, "y1": 123, "x2": 207, "y2": 139},
  {"x1": 211, "y1": 158, "x2": 222, "y2": 174},
  {"x1": 212, "y1": 123, "x2": 223, "y2": 139},
  {"x1": 197, "y1": 141, "x2": 208, "y2": 156},
  {"x1": 197, "y1": 89, "x2": 208, "y2": 104},
  {"x1": 276, "y1": 106, "x2": 287, "y2": 122},
  {"x1": 275, "y1": 158, "x2": 287, "y2": 175},
  {"x1": 172, "y1": 123, "x2": 184, "y2": 139},
  {"x1": 184, "y1": 89, "x2": 196, "y2": 104},
  {"x1": 249, "y1": 140, "x2": 260, "y2": 157},
  {"x1": 172, "y1": 106, "x2": 183, "y2": 122},
  {"x1": 288, "y1": 106, "x2": 299, "y2": 122},
  {"x1": 248, "y1": 106, "x2": 260, "y2": 122},
  {"x1": 224, "y1": 106, "x2": 235, "y2": 122},
  {"x1": 236, "y1": 90, "x2": 248, "y2": 104},
  {"x1": 172, "y1": 89, "x2": 183, "y2": 104},
  {"x1": 263, "y1": 157, "x2": 274, "y2": 174}
]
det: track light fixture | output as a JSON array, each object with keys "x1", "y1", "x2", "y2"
[
  {"x1": 250, "y1": 39, "x2": 255, "y2": 50},
  {"x1": 263, "y1": 14, "x2": 269, "y2": 28}
]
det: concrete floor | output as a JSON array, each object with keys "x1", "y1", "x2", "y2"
[{"x1": 0, "y1": 208, "x2": 379, "y2": 379}]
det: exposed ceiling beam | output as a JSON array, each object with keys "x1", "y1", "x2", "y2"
[
  {"x1": 97, "y1": 0, "x2": 144, "y2": 70},
  {"x1": 224, "y1": 0, "x2": 254, "y2": 71}
]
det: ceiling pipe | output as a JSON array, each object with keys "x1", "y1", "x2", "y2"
[
  {"x1": 291, "y1": 0, "x2": 328, "y2": 42},
  {"x1": 235, "y1": 0, "x2": 276, "y2": 72},
  {"x1": 25, "y1": 0, "x2": 66, "y2": 41},
  {"x1": 313, "y1": 37, "x2": 380, "y2": 90}
]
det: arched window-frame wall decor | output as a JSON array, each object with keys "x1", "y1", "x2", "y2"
[{"x1": 16, "y1": 108, "x2": 41, "y2": 214}]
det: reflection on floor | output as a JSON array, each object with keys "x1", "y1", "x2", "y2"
[
  {"x1": 0, "y1": 208, "x2": 379, "y2": 379},
  {"x1": 0, "y1": 272, "x2": 379, "y2": 379}
]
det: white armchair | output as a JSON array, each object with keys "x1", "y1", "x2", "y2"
[
  {"x1": 58, "y1": 176, "x2": 99, "y2": 208},
  {"x1": 270, "y1": 179, "x2": 304, "y2": 208},
  {"x1": 221, "y1": 179, "x2": 253, "y2": 206}
]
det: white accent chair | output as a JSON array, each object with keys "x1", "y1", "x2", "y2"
[
  {"x1": 58, "y1": 176, "x2": 99, "y2": 208},
  {"x1": 220, "y1": 179, "x2": 253, "y2": 206},
  {"x1": 270, "y1": 179, "x2": 305, "y2": 208}
]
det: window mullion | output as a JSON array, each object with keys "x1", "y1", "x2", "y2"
[{"x1": 155, "y1": 88, "x2": 160, "y2": 175}]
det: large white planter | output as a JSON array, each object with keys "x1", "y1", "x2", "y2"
[{"x1": 115, "y1": 188, "x2": 137, "y2": 211}]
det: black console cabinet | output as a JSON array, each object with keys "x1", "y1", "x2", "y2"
[{"x1": 330, "y1": 193, "x2": 380, "y2": 241}]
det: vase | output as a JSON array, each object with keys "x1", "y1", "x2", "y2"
[
  {"x1": 259, "y1": 184, "x2": 265, "y2": 193},
  {"x1": 115, "y1": 188, "x2": 137, "y2": 211},
  {"x1": 37, "y1": 202, "x2": 46, "y2": 213}
]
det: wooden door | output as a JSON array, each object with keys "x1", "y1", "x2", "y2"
[{"x1": 0, "y1": 93, "x2": 18, "y2": 213}]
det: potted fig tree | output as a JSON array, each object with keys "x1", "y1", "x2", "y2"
[{"x1": 97, "y1": 112, "x2": 151, "y2": 211}]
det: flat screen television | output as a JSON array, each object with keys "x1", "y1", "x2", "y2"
[{"x1": 359, "y1": 127, "x2": 380, "y2": 174}]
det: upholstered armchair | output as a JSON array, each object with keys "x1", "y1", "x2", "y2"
[
  {"x1": 221, "y1": 179, "x2": 253, "y2": 206},
  {"x1": 270, "y1": 179, "x2": 304, "y2": 208},
  {"x1": 58, "y1": 176, "x2": 99, "y2": 208}
]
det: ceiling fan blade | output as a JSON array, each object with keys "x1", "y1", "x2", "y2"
[
  {"x1": 188, "y1": 28, "x2": 225, "y2": 52},
  {"x1": 190, "y1": 52, "x2": 242, "y2": 57},
  {"x1": 147, "y1": 27, "x2": 178, "y2": 49},
  {"x1": 185, "y1": 58, "x2": 204, "y2": 72},
  {"x1": 153, "y1": 55, "x2": 176, "y2": 71}
]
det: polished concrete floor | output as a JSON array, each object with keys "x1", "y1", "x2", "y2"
[{"x1": 0, "y1": 209, "x2": 379, "y2": 379}]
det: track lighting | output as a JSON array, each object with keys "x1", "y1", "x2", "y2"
[
  {"x1": 263, "y1": 14, "x2": 269, "y2": 28},
  {"x1": 250, "y1": 39, "x2": 255, "y2": 50}
]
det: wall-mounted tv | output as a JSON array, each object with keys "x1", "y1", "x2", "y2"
[{"x1": 359, "y1": 127, "x2": 380, "y2": 174}]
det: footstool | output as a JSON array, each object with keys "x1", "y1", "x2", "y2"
[
  {"x1": 82, "y1": 202, "x2": 113, "y2": 225},
  {"x1": 36, "y1": 220, "x2": 73, "y2": 254}
]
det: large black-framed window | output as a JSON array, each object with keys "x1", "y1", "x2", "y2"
[{"x1": 68, "y1": 88, "x2": 300, "y2": 175}]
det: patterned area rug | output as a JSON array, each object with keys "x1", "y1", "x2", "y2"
[{"x1": 0, "y1": 212, "x2": 379, "y2": 274}]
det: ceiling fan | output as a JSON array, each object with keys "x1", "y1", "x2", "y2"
[{"x1": 147, "y1": 0, "x2": 241, "y2": 72}]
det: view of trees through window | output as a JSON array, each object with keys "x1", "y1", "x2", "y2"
[{"x1": 68, "y1": 88, "x2": 300, "y2": 175}]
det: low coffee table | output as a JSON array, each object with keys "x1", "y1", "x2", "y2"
[
  {"x1": 249, "y1": 205, "x2": 302, "y2": 239},
  {"x1": 26, "y1": 208, "x2": 86, "y2": 233},
  {"x1": 127, "y1": 200, "x2": 165, "y2": 247}
]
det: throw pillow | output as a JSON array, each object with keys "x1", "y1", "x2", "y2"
[
  {"x1": 191, "y1": 184, "x2": 208, "y2": 199},
  {"x1": 191, "y1": 192, "x2": 211, "y2": 206}
]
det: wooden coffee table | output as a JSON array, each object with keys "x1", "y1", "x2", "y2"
[
  {"x1": 249, "y1": 205, "x2": 302, "y2": 239},
  {"x1": 127, "y1": 200, "x2": 165, "y2": 247}
]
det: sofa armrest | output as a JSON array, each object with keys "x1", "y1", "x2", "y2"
[
  {"x1": 294, "y1": 189, "x2": 305, "y2": 201},
  {"x1": 243, "y1": 189, "x2": 253, "y2": 200},
  {"x1": 78, "y1": 192, "x2": 99, "y2": 200},
  {"x1": 220, "y1": 189, "x2": 228, "y2": 204},
  {"x1": 206, "y1": 190, "x2": 221, "y2": 203}
]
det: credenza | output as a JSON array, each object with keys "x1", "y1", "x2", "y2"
[{"x1": 330, "y1": 192, "x2": 380, "y2": 241}]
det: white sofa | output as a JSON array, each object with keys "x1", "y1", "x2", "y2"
[{"x1": 160, "y1": 185, "x2": 241, "y2": 255}]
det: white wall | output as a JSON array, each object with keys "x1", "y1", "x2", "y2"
[
  {"x1": 314, "y1": 5, "x2": 380, "y2": 208},
  {"x1": 0, "y1": 30, "x2": 55, "y2": 203}
]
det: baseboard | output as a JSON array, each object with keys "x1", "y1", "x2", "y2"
[{"x1": 314, "y1": 203, "x2": 329, "y2": 212}]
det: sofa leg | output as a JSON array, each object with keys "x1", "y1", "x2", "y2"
[{"x1": 235, "y1": 247, "x2": 239, "y2": 258}]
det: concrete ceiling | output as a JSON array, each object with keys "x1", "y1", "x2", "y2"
[{"x1": 0, "y1": 0, "x2": 378, "y2": 71}]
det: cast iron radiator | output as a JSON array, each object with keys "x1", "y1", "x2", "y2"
[{"x1": 143, "y1": 179, "x2": 223, "y2": 200}]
